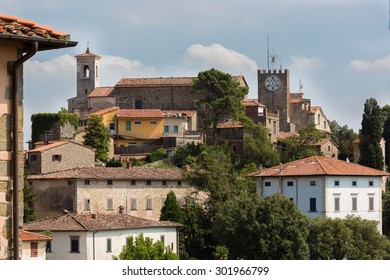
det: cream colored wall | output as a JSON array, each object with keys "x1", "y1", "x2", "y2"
[
  {"x1": 21, "y1": 240, "x2": 47, "y2": 260},
  {"x1": 117, "y1": 118, "x2": 164, "y2": 140}
]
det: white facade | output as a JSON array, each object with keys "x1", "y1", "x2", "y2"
[
  {"x1": 21, "y1": 240, "x2": 48, "y2": 260},
  {"x1": 258, "y1": 175, "x2": 383, "y2": 232},
  {"x1": 45, "y1": 227, "x2": 178, "y2": 260}
]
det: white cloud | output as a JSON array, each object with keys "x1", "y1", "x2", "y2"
[
  {"x1": 290, "y1": 56, "x2": 325, "y2": 70},
  {"x1": 349, "y1": 55, "x2": 390, "y2": 71}
]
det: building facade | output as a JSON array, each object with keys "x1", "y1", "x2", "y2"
[{"x1": 252, "y1": 156, "x2": 388, "y2": 232}]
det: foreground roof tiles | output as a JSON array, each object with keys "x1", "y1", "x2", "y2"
[
  {"x1": 20, "y1": 230, "x2": 51, "y2": 241},
  {"x1": 117, "y1": 109, "x2": 164, "y2": 118},
  {"x1": 217, "y1": 120, "x2": 243, "y2": 129},
  {"x1": 251, "y1": 156, "x2": 389, "y2": 177},
  {"x1": 27, "y1": 166, "x2": 183, "y2": 181},
  {"x1": 23, "y1": 213, "x2": 181, "y2": 232}
]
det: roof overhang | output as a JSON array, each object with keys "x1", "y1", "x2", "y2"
[{"x1": 0, "y1": 34, "x2": 78, "y2": 51}]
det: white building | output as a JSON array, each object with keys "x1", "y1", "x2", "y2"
[
  {"x1": 23, "y1": 212, "x2": 181, "y2": 260},
  {"x1": 252, "y1": 156, "x2": 389, "y2": 232},
  {"x1": 20, "y1": 230, "x2": 51, "y2": 260}
]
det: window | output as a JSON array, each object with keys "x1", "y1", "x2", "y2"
[
  {"x1": 150, "y1": 121, "x2": 157, "y2": 125},
  {"x1": 160, "y1": 235, "x2": 165, "y2": 246},
  {"x1": 84, "y1": 180, "x2": 90, "y2": 185},
  {"x1": 135, "y1": 99, "x2": 143, "y2": 109},
  {"x1": 369, "y1": 196, "x2": 374, "y2": 211},
  {"x1": 126, "y1": 121, "x2": 131, "y2": 131},
  {"x1": 146, "y1": 198, "x2": 153, "y2": 210},
  {"x1": 84, "y1": 199, "x2": 90, "y2": 211},
  {"x1": 131, "y1": 198, "x2": 137, "y2": 210},
  {"x1": 369, "y1": 181, "x2": 374, "y2": 187},
  {"x1": 164, "y1": 126, "x2": 169, "y2": 133},
  {"x1": 128, "y1": 142, "x2": 136, "y2": 147},
  {"x1": 334, "y1": 196, "x2": 340, "y2": 212},
  {"x1": 352, "y1": 181, "x2": 357, "y2": 187},
  {"x1": 264, "y1": 181, "x2": 271, "y2": 187},
  {"x1": 334, "y1": 180, "x2": 340, "y2": 187},
  {"x1": 310, "y1": 181, "x2": 316, "y2": 186},
  {"x1": 146, "y1": 180, "x2": 151, "y2": 186},
  {"x1": 134, "y1": 121, "x2": 142, "y2": 125},
  {"x1": 107, "y1": 180, "x2": 113, "y2": 185},
  {"x1": 70, "y1": 236, "x2": 80, "y2": 253},
  {"x1": 30, "y1": 154, "x2": 37, "y2": 161},
  {"x1": 162, "y1": 180, "x2": 167, "y2": 186},
  {"x1": 109, "y1": 123, "x2": 116, "y2": 131},
  {"x1": 177, "y1": 180, "x2": 182, "y2": 186},
  {"x1": 309, "y1": 198, "x2": 317, "y2": 212},
  {"x1": 30, "y1": 242, "x2": 38, "y2": 257},
  {"x1": 287, "y1": 181, "x2": 294, "y2": 187},
  {"x1": 107, "y1": 198, "x2": 113, "y2": 211},
  {"x1": 46, "y1": 240, "x2": 52, "y2": 253},
  {"x1": 106, "y1": 238, "x2": 112, "y2": 253},
  {"x1": 83, "y1": 65, "x2": 90, "y2": 78},
  {"x1": 52, "y1": 154, "x2": 62, "y2": 161},
  {"x1": 174, "y1": 125, "x2": 179, "y2": 133},
  {"x1": 131, "y1": 180, "x2": 136, "y2": 186},
  {"x1": 352, "y1": 196, "x2": 357, "y2": 211}
]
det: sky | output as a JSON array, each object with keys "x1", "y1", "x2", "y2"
[{"x1": 3, "y1": 0, "x2": 390, "y2": 143}]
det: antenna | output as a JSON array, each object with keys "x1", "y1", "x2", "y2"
[{"x1": 267, "y1": 34, "x2": 270, "y2": 70}]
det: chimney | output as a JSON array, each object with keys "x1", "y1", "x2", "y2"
[
  {"x1": 278, "y1": 162, "x2": 283, "y2": 174},
  {"x1": 259, "y1": 164, "x2": 263, "y2": 174},
  {"x1": 126, "y1": 161, "x2": 132, "y2": 169},
  {"x1": 63, "y1": 209, "x2": 69, "y2": 215}
]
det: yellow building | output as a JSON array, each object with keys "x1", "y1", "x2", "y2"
[{"x1": 116, "y1": 109, "x2": 164, "y2": 147}]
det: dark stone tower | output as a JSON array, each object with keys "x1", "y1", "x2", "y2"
[{"x1": 258, "y1": 69, "x2": 291, "y2": 132}]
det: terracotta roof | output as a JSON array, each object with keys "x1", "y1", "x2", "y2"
[
  {"x1": 117, "y1": 109, "x2": 164, "y2": 118},
  {"x1": 0, "y1": 14, "x2": 77, "y2": 51},
  {"x1": 217, "y1": 120, "x2": 243, "y2": 129},
  {"x1": 27, "y1": 141, "x2": 94, "y2": 153},
  {"x1": 27, "y1": 166, "x2": 183, "y2": 181},
  {"x1": 251, "y1": 156, "x2": 389, "y2": 177},
  {"x1": 20, "y1": 230, "x2": 51, "y2": 242},
  {"x1": 242, "y1": 99, "x2": 265, "y2": 107},
  {"x1": 75, "y1": 47, "x2": 101, "y2": 58},
  {"x1": 162, "y1": 110, "x2": 197, "y2": 117},
  {"x1": 310, "y1": 106, "x2": 321, "y2": 113},
  {"x1": 277, "y1": 131, "x2": 298, "y2": 139},
  {"x1": 23, "y1": 213, "x2": 181, "y2": 232},
  {"x1": 88, "y1": 87, "x2": 115, "y2": 97},
  {"x1": 116, "y1": 77, "x2": 195, "y2": 88},
  {"x1": 79, "y1": 106, "x2": 119, "y2": 120},
  {"x1": 290, "y1": 98, "x2": 302, "y2": 104}
]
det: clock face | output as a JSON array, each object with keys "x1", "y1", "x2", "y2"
[{"x1": 265, "y1": 75, "x2": 282, "y2": 91}]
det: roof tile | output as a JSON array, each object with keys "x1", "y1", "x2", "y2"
[{"x1": 117, "y1": 109, "x2": 164, "y2": 118}]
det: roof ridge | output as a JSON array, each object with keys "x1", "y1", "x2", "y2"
[
  {"x1": 314, "y1": 156, "x2": 328, "y2": 175},
  {"x1": 68, "y1": 214, "x2": 89, "y2": 231}
]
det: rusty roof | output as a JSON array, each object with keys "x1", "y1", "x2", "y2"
[
  {"x1": 117, "y1": 109, "x2": 164, "y2": 118},
  {"x1": 20, "y1": 230, "x2": 51, "y2": 241},
  {"x1": 242, "y1": 99, "x2": 265, "y2": 107},
  {"x1": 217, "y1": 120, "x2": 243, "y2": 129},
  {"x1": 88, "y1": 87, "x2": 115, "y2": 97},
  {"x1": 0, "y1": 14, "x2": 77, "y2": 51},
  {"x1": 27, "y1": 166, "x2": 183, "y2": 181},
  {"x1": 27, "y1": 141, "x2": 95, "y2": 153},
  {"x1": 251, "y1": 156, "x2": 389, "y2": 177},
  {"x1": 23, "y1": 213, "x2": 181, "y2": 232}
]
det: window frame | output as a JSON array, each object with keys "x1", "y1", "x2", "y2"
[
  {"x1": 30, "y1": 241, "x2": 38, "y2": 258},
  {"x1": 309, "y1": 197, "x2": 317, "y2": 212},
  {"x1": 70, "y1": 236, "x2": 80, "y2": 253}
]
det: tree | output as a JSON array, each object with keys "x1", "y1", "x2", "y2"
[
  {"x1": 382, "y1": 191, "x2": 390, "y2": 237},
  {"x1": 279, "y1": 123, "x2": 325, "y2": 162},
  {"x1": 112, "y1": 234, "x2": 178, "y2": 260},
  {"x1": 329, "y1": 120, "x2": 357, "y2": 161},
  {"x1": 191, "y1": 68, "x2": 248, "y2": 143},
  {"x1": 172, "y1": 142, "x2": 206, "y2": 168},
  {"x1": 146, "y1": 148, "x2": 168, "y2": 163},
  {"x1": 106, "y1": 158, "x2": 125, "y2": 167},
  {"x1": 83, "y1": 115, "x2": 110, "y2": 162},
  {"x1": 242, "y1": 122, "x2": 280, "y2": 168},
  {"x1": 23, "y1": 180, "x2": 36, "y2": 222},
  {"x1": 213, "y1": 192, "x2": 310, "y2": 259},
  {"x1": 160, "y1": 191, "x2": 183, "y2": 223},
  {"x1": 359, "y1": 98, "x2": 384, "y2": 170},
  {"x1": 382, "y1": 105, "x2": 390, "y2": 170}
]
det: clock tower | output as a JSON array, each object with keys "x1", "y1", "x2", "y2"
[{"x1": 258, "y1": 69, "x2": 291, "y2": 132}]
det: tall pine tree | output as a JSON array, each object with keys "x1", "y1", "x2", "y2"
[{"x1": 359, "y1": 98, "x2": 384, "y2": 170}]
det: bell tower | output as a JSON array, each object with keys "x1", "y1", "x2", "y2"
[
  {"x1": 258, "y1": 69, "x2": 291, "y2": 132},
  {"x1": 68, "y1": 47, "x2": 101, "y2": 116}
]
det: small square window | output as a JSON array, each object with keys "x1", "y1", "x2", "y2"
[
  {"x1": 52, "y1": 154, "x2": 62, "y2": 161},
  {"x1": 264, "y1": 181, "x2": 271, "y2": 187},
  {"x1": 369, "y1": 181, "x2": 374, "y2": 187},
  {"x1": 164, "y1": 126, "x2": 169, "y2": 133},
  {"x1": 287, "y1": 181, "x2": 294, "y2": 187},
  {"x1": 109, "y1": 123, "x2": 116, "y2": 130},
  {"x1": 131, "y1": 180, "x2": 136, "y2": 185},
  {"x1": 162, "y1": 180, "x2": 167, "y2": 186},
  {"x1": 334, "y1": 180, "x2": 340, "y2": 186},
  {"x1": 150, "y1": 121, "x2": 157, "y2": 125},
  {"x1": 30, "y1": 154, "x2": 37, "y2": 161},
  {"x1": 107, "y1": 180, "x2": 113, "y2": 185},
  {"x1": 84, "y1": 180, "x2": 90, "y2": 185},
  {"x1": 177, "y1": 180, "x2": 182, "y2": 186},
  {"x1": 70, "y1": 236, "x2": 80, "y2": 253},
  {"x1": 134, "y1": 121, "x2": 142, "y2": 125},
  {"x1": 352, "y1": 181, "x2": 357, "y2": 186},
  {"x1": 310, "y1": 181, "x2": 316, "y2": 186},
  {"x1": 174, "y1": 126, "x2": 179, "y2": 133},
  {"x1": 146, "y1": 180, "x2": 151, "y2": 185}
]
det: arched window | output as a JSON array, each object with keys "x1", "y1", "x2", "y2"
[{"x1": 83, "y1": 65, "x2": 90, "y2": 78}]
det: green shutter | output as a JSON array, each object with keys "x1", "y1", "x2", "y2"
[{"x1": 126, "y1": 121, "x2": 131, "y2": 131}]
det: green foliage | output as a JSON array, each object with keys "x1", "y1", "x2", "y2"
[
  {"x1": 213, "y1": 192, "x2": 310, "y2": 259},
  {"x1": 23, "y1": 180, "x2": 36, "y2": 222},
  {"x1": 382, "y1": 105, "x2": 390, "y2": 170},
  {"x1": 191, "y1": 68, "x2": 248, "y2": 143},
  {"x1": 160, "y1": 191, "x2": 184, "y2": 223},
  {"x1": 329, "y1": 120, "x2": 357, "y2": 161},
  {"x1": 146, "y1": 148, "x2": 168, "y2": 163},
  {"x1": 242, "y1": 122, "x2": 280, "y2": 168},
  {"x1": 83, "y1": 115, "x2": 110, "y2": 162},
  {"x1": 31, "y1": 110, "x2": 78, "y2": 143},
  {"x1": 106, "y1": 158, "x2": 125, "y2": 167},
  {"x1": 359, "y1": 98, "x2": 384, "y2": 170},
  {"x1": 279, "y1": 123, "x2": 325, "y2": 162},
  {"x1": 308, "y1": 216, "x2": 390, "y2": 260},
  {"x1": 383, "y1": 191, "x2": 390, "y2": 237},
  {"x1": 172, "y1": 142, "x2": 206, "y2": 167},
  {"x1": 213, "y1": 246, "x2": 229, "y2": 260},
  {"x1": 113, "y1": 234, "x2": 178, "y2": 260}
]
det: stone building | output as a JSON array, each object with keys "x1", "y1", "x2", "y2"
[
  {"x1": 0, "y1": 14, "x2": 77, "y2": 259},
  {"x1": 27, "y1": 166, "x2": 201, "y2": 221},
  {"x1": 26, "y1": 141, "x2": 95, "y2": 175}
]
